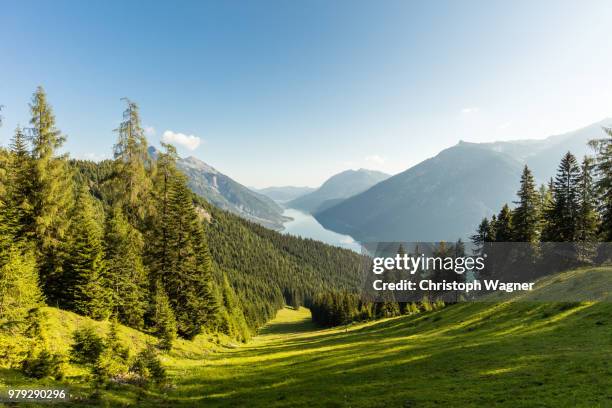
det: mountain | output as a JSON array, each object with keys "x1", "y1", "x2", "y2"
[
  {"x1": 255, "y1": 186, "x2": 316, "y2": 203},
  {"x1": 149, "y1": 147, "x2": 289, "y2": 230},
  {"x1": 287, "y1": 169, "x2": 390, "y2": 213},
  {"x1": 316, "y1": 118, "x2": 612, "y2": 242}
]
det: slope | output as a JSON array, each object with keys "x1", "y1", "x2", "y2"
[
  {"x1": 316, "y1": 143, "x2": 523, "y2": 242},
  {"x1": 5, "y1": 266, "x2": 609, "y2": 407},
  {"x1": 316, "y1": 119, "x2": 612, "y2": 242},
  {"x1": 148, "y1": 146, "x2": 288, "y2": 230}
]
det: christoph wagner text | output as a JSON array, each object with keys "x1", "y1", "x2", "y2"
[{"x1": 372, "y1": 280, "x2": 535, "y2": 293}]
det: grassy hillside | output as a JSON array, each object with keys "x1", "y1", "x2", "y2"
[{"x1": 1, "y1": 266, "x2": 609, "y2": 407}]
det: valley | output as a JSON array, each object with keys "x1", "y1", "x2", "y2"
[{"x1": 2, "y1": 267, "x2": 609, "y2": 407}]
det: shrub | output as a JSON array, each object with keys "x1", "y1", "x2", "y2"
[
  {"x1": 20, "y1": 308, "x2": 65, "y2": 379},
  {"x1": 130, "y1": 345, "x2": 166, "y2": 386},
  {"x1": 21, "y1": 348, "x2": 66, "y2": 379},
  {"x1": 70, "y1": 326, "x2": 105, "y2": 365},
  {"x1": 92, "y1": 319, "x2": 130, "y2": 385}
]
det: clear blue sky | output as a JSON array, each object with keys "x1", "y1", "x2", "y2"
[{"x1": 1, "y1": 0, "x2": 611, "y2": 187}]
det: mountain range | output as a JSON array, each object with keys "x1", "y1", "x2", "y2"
[
  {"x1": 287, "y1": 169, "x2": 390, "y2": 213},
  {"x1": 315, "y1": 118, "x2": 612, "y2": 242},
  {"x1": 148, "y1": 147, "x2": 289, "y2": 230},
  {"x1": 254, "y1": 186, "x2": 316, "y2": 203}
]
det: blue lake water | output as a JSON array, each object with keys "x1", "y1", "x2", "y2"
[{"x1": 281, "y1": 208, "x2": 361, "y2": 252}]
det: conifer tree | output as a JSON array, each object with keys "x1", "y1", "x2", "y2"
[
  {"x1": 27, "y1": 87, "x2": 74, "y2": 303},
  {"x1": 104, "y1": 207, "x2": 148, "y2": 328},
  {"x1": 147, "y1": 143, "x2": 218, "y2": 338},
  {"x1": 589, "y1": 127, "x2": 612, "y2": 239},
  {"x1": 164, "y1": 176, "x2": 218, "y2": 338},
  {"x1": 495, "y1": 204, "x2": 513, "y2": 242},
  {"x1": 64, "y1": 186, "x2": 111, "y2": 319},
  {"x1": 576, "y1": 156, "x2": 599, "y2": 242},
  {"x1": 6, "y1": 126, "x2": 34, "y2": 239},
  {"x1": 112, "y1": 99, "x2": 152, "y2": 226},
  {"x1": 542, "y1": 152, "x2": 581, "y2": 241},
  {"x1": 0, "y1": 246, "x2": 42, "y2": 324},
  {"x1": 512, "y1": 166, "x2": 540, "y2": 242},
  {"x1": 151, "y1": 280, "x2": 176, "y2": 351}
]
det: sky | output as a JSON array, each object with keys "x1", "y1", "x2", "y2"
[{"x1": 1, "y1": 0, "x2": 612, "y2": 188}]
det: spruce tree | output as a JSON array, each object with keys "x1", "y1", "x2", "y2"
[
  {"x1": 542, "y1": 152, "x2": 581, "y2": 241},
  {"x1": 148, "y1": 143, "x2": 218, "y2": 338},
  {"x1": 64, "y1": 186, "x2": 111, "y2": 319},
  {"x1": 589, "y1": 127, "x2": 612, "y2": 240},
  {"x1": 0, "y1": 246, "x2": 42, "y2": 324},
  {"x1": 27, "y1": 86, "x2": 74, "y2": 303},
  {"x1": 112, "y1": 98, "x2": 152, "y2": 226},
  {"x1": 164, "y1": 176, "x2": 218, "y2": 338},
  {"x1": 104, "y1": 207, "x2": 148, "y2": 328},
  {"x1": 495, "y1": 204, "x2": 513, "y2": 242},
  {"x1": 151, "y1": 280, "x2": 176, "y2": 351},
  {"x1": 512, "y1": 166, "x2": 540, "y2": 243},
  {"x1": 576, "y1": 156, "x2": 599, "y2": 241},
  {"x1": 6, "y1": 126, "x2": 34, "y2": 240}
]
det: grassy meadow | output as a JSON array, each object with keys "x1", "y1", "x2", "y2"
[{"x1": 1, "y1": 267, "x2": 610, "y2": 407}]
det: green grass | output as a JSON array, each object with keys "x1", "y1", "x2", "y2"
[{"x1": 1, "y1": 267, "x2": 611, "y2": 407}]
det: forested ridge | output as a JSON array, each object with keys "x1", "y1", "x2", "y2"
[{"x1": 0, "y1": 87, "x2": 364, "y2": 384}]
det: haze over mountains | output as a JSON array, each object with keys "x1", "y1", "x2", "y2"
[
  {"x1": 153, "y1": 118, "x2": 612, "y2": 243},
  {"x1": 255, "y1": 186, "x2": 316, "y2": 203},
  {"x1": 148, "y1": 146, "x2": 289, "y2": 230},
  {"x1": 316, "y1": 118, "x2": 612, "y2": 242},
  {"x1": 287, "y1": 169, "x2": 390, "y2": 213}
]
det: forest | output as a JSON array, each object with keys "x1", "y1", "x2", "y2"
[{"x1": 0, "y1": 87, "x2": 364, "y2": 385}]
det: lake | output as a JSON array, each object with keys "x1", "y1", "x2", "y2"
[{"x1": 281, "y1": 208, "x2": 361, "y2": 252}]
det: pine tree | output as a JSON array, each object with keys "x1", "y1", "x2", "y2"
[
  {"x1": 542, "y1": 152, "x2": 581, "y2": 241},
  {"x1": 589, "y1": 127, "x2": 612, "y2": 240},
  {"x1": 0, "y1": 246, "x2": 42, "y2": 324},
  {"x1": 6, "y1": 126, "x2": 34, "y2": 240},
  {"x1": 147, "y1": 143, "x2": 178, "y2": 283},
  {"x1": 64, "y1": 186, "x2": 111, "y2": 319},
  {"x1": 104, "y1": 207, "x2": 148, "y2": 328},
  {"x1": 112, "y1": 98, "x2": 152, "y2": 226},
  {"x1": 164, "y1": 176, "x2": 218, "y2": 338},
  {"x1": 148, "y1": 143, "x2": 218, "y2": 338},
  {"x1": 151, "y1": 280, "x2": 176, "y2": 351},
  {"x1": 470, "y1": 217, "x2": 495, "y2": 252},
  {"x1": 495, "y1": 204, "x2": 513, "y2": 242},
  {"x1": 27, "y1": 86, "x2": 74, "y2": 303},
  {"x1": 576, "y1": 156, "x2": 599, "y2": 241},
  {"x1": 512, "y1": 166, "x2": 540, "y2": 243}
]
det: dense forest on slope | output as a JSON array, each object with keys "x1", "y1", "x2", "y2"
[{"x1": 0, "y1": 88, "x2": 364, "y2": 387}]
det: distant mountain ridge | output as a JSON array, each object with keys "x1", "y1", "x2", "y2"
[
  {"x1": 288, "y1": 169, "x2": 390, "y2": 213},
  {"x1": 255, "y1": 186, "x2": 316, "y2": 203},
  {"x1": 148, "y1": 146, "x2": 289, "y2": 230},
  {"x1": 316, "y1": 118, "x2": 612, "y2": 242}
]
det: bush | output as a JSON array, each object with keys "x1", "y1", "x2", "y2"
[
  {"x1": 21, "y1": 348, "x2": 65, "y2": 379},
  {"x1": 20, "y1": 308, "x2": 65, "y2": 379},
  {"x1": 130, "y1": 345, "x2": 166, "y2": 386},
  {"x1": 92, "y1": 320, "x2": 130, "y2": 385},
  {"x1": 70, "y1": 326, "x2": 105, "y2": 365}
]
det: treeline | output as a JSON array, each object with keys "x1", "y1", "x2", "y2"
[
  {"x1": 471, "y1": 126, "x2": 612, "y2": 271},
  {"x1": 310, "y1": 290, "x2": 445, "y2": 328},
  {"x1": 309, "y1": 242, "x2": 461, "y2": 327}
]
